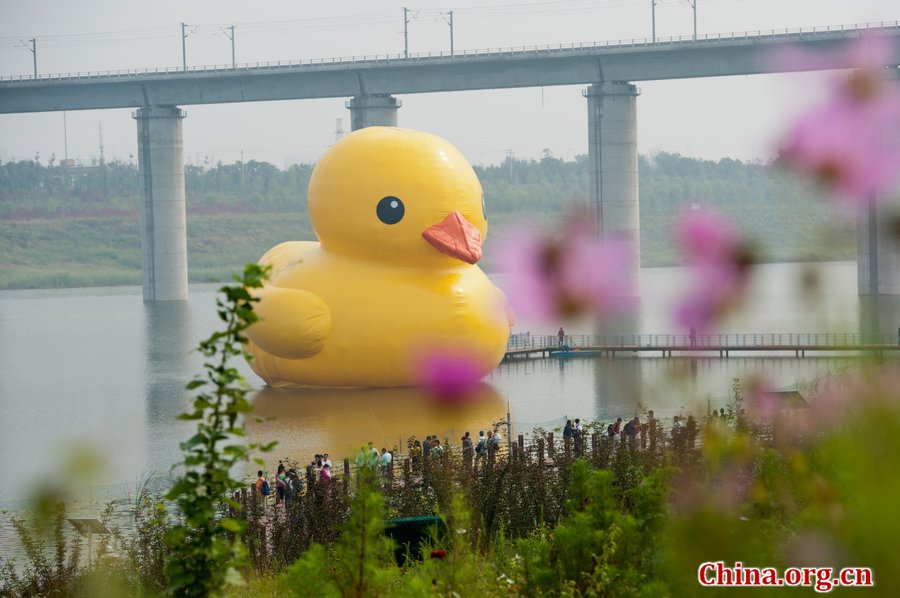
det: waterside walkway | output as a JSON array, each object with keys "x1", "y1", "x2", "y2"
[{"x1": 504, "y1": 332, "x2": 900, "y2": 360}]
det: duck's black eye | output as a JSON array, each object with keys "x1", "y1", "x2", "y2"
[{"x1": 376, "y1": 196, "x2": 405, "y2": 225}]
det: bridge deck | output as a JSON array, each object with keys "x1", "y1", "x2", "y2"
[{"x1": 3, "y1": 22, "x2": 900, "y2": 113}]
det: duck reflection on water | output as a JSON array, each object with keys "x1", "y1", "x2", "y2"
[{"x1": 247, "y1": 383, "x2": 509, "y2": 469}]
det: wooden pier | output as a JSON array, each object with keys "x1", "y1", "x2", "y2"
[{"x1": 504, "y1": 332, "x2": 900, "y2": 361}]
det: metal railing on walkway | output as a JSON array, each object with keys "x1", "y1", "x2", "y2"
[{"x1": 506, "y1": 331, "x2": 900, "y2": 358}]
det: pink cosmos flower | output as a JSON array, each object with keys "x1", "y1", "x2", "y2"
[
  {"x1": 673, "y1": 208, "x2": 753, "y2": 332},
  {"x1": 497, "y1": 216, "x2": 637, "y2": 322},
  {"x1": 776, "y1": 35, "x2": 900, "y2": 204},
  {"x1": 772, "y1": 33, "x2": 895, "y2": 76},
  {"x1": 780, "y1": 91, "x2": 900, "y2": 203},
  {"x1": 675, "y1": 209, "x2": 738, "y2": 262},
  {"x1": 413, "y1": 348, "x2": 486, "y2": 403},
  {"x1": 762, "y1": 365, "x2": 900, "y2": 441}
]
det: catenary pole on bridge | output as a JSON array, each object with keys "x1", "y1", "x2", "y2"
[
  {"x1": 30, "y1": 38, "x2": 37, "y2": 78},
  {"x1": 651, "y1": 0, "x2": 657, "y2": 43},
  {"x1": 440, "y1": 10, "x2": 455, "y2": 56},
  {"x1": 449, "y1": 10, "x2": 454, "y2": 57},
  {"x1": 403, "y1": 7, "x2": 409, "y2": 58},
  {"x1": 689, "y1": 0, "x2": 697, "y2": 40},
  {"x1": 181, "y1": 23, "x2": 187, "y2": 71},
  {"x1": 227, "y1": 25, "x2": 236, "y2": 68}
]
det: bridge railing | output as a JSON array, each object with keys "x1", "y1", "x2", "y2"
[
  {"x1": 507, "y1": 331, "x2": 900, "y2": 351},
  {"x1": 2, "y1": 20, "x2": 898, "y2": 83}
]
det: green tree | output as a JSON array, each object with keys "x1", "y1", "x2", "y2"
[
  {"x1": 278, "y1": 463, "x2": 398, "y2": 597},
  {"x1": 165, "y1": 263, "x2": 274, "y2": 596}
]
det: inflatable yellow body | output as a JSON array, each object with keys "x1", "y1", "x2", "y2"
[{"x1": 245, "y1": 127, "x2": 512, "y2": 388}]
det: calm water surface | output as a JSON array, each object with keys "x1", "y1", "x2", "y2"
[{"x1": 0, "y1": 261, "x2": 881, "y2": 509}]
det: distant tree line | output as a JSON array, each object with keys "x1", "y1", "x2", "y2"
[
  {"x1": 0, "y1": 152, "x2": 850, "y2": 278},
  {"x1": 1, "y1": 152, "x2": 823, "y2": 219}
]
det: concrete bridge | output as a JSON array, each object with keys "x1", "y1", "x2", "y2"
[{"x1": 2, "y1": 22, "x2": 900, "y2": 302}]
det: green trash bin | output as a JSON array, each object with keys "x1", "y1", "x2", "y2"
[{"x1": 384, "y1": 515, "x2": 446, "y2": 566}]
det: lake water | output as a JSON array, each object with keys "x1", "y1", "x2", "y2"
[{"x1": 0, "y1": 261, "x2": 890, "y2": 511}]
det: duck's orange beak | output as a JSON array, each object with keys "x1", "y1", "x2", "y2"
[{"x1": 422, "y1": 211, "x2": 483, "y2": 264}]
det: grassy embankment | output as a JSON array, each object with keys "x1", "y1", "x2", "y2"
[
  {"x1": 0, "y1": 201, "x2": 854, "y2": 291},
  {"x1": 0, "y1": 153, "x2": 856, "y2": 290},
  {"x1": 0, "y1": 212, "x2": 311, "y2": 290}
]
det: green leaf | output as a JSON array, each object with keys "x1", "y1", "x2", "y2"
[
  {"x1": 220, "y1": 518, "x2": 245, "y2": 533},
  {"x1": 185, "y1": 379, "x2": 206, "y2": 390}
]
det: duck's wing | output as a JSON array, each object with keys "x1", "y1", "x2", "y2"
[
  {"x1": 247, "y1": 241, "x2": 331, "y2": 359},
  {"x1": 247, "y1": 286, "x2": 331, "y2": 359},
  {"x1": 258, "y1": 241, "x2": 319, "y2": 279}
]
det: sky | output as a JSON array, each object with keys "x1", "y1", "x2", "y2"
[{"x1": 0, "y1": 0, "x2": 896, "y2": 167}]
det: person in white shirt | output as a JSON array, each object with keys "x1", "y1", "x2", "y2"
[{"x1": 379, "y1": 448, "x2": 393, "y2": 477}]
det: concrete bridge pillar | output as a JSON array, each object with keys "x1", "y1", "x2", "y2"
[
  {"x1": 857, "y1": 68, "x2": 900, "y2": 339},
  {"x1": 133, "y1": 106, "x2": 188, "y2": 302},
  {"x1": 584, "y1": 82, "x2": 641, "y2": 297},
  {"x1": 857, "y1": 198, "x2": 900, "y2": 340},
  {"x1": 858, "y1": 199, "x2": 900, "y2": 297},
  {"x1": 346, "y1": 94, "x2": 401, "y2": 130}
]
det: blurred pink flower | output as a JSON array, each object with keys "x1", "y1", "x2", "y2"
[
  {"x1": 673, "y1": 208, "x2": 753, "y2": 331},
  {"x1": 497, "y1": 217, "x2": 636, "y2": 322},
  {"x1": 772, "y1": 33, "x2": 894, "y2": 76},
  {"x1": 414, "y1": 349, "x2": 485, "y2": 403},
  {"x1": 675, "y1": 209, "x2": 737, "y2": 262},
  {"x1": 776, "y1": 35, "x2": 900, "y2": 203},
  {"x1": 765, "y1": 366, "x2": 900, "y2": 440},
  {"x1": 747, "y1": 386, "x2": 782, "y2": 424},
  {"x1": 784, "y1": 531, "x2": 840, "y2": 568},
  {"x1": 780, "y1": 92, "x2": 900, "y2": 203}
]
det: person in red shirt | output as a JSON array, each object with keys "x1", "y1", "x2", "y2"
[{"x1": 320, "y1": 464, "x2": 332, "y2": 484}]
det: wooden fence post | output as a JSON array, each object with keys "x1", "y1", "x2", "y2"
[
  {"x1": 547, "y1": 432, "x2": 554, "y2": 457},
  {"x1": 537, "y1": 439, "x2": 545, "y2": 467},
  {"x1": 306, "y1": 465, "x2": 316, "y2": 491},
  {"x1": 343, "y1": 458, "x2": 351, "y2": 495},
  {"x1": 564, "y1": 436, "x2": 572, "y2": 460},
  {"x1": 591, "y1": 432, "x2": 599, "y2": 458}
]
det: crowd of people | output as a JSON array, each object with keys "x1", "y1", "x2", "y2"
[
  {"x1": 251, "y1": 410, "x2": 718, "y2": 504},
  {"x1": 255, "y1": 460, "x2": 305, "y2": 508},
  {"x1": 407, "y1": 430, "x2": 501, "y2": 472},
  {"x1": 354, "y1": 441, "x2": 394, "y2": 478}
]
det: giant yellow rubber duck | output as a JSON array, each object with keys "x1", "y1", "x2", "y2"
[{"x1": 244, "y1": 126, "x2": 512, "y2": 388}]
